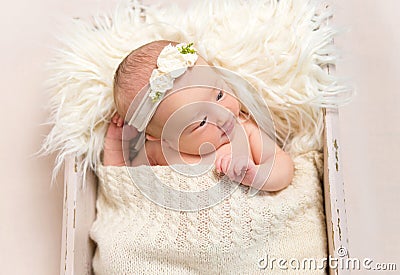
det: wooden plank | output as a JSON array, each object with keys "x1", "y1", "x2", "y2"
[
  {"x1": 323, "y1": 107, "x2": 350, "y2": 274},
  {"x1": 322, "y1": 1, "x2": 350, "y2": 274},
  {"x1": 60, "y1": 156, "x2": 97, "y2": 275}
]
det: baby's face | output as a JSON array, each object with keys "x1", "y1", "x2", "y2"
[{"x1": 149, "y1": 77, "x2": 241, "y2": 156}]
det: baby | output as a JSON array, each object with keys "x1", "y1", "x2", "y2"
[{"x1": 104, "y1": 40, "x2": 294, "y2": 192}]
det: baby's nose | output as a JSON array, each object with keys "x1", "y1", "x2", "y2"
[
  {"x1": 208, "y1": 103, "x2": 233, "y2": 127},
  {"x1": 216, "y1": 112, "x2": 234, "y2": 130}
]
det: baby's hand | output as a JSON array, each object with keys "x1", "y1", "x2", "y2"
[
  {"x1": 105, "y1": 113, "x2": 124, "y2": 141},
  {"x1": 215, "y1": 154, "x2": 257, "y2": 186}
]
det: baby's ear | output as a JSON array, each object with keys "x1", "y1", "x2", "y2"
[{"x1": 145, "y1": 134, "x2": 160, "y2": 141}]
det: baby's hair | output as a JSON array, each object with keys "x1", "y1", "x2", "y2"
[{"x1": 113, "y1": 40, "x2": 176, "y2": 119}]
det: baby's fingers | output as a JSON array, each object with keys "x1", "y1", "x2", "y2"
[
  {"x1": 234, "y1": 164, "x2": 246, "y2": 178},
  {"x1": 215, "y1": 157, "x2": 222, "y2": 173},
  {"x1": 220, "y1": 155, "x2": 231, "y2": 174},
  {"x1": 215, "y1": 155, "x2": 230, "y2": 174},
  {"x1": 111, "y1": 113, "x2": 124, "y2": 127},
  {"x1": 116, "y1": 116, "x2": 124, "y2": 127},
  {"x1": 112, "y1": 113, "x2": 119, "y2": 124}
]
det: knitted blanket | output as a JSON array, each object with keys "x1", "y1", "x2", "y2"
[{"x1": 90, "y1": 151, "x2": 327, "y2": 274}]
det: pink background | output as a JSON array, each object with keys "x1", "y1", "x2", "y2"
[{"x1": 0, "y1": 0, "x2": 398, "y2": 274}]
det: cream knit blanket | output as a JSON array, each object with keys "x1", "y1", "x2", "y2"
[{"x1": 90, "y1": 151, "x2": 327, "y2": 274}]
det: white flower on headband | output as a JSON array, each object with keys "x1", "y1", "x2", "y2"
[
  {"x1": 157, "y1": 44, "x2": 187, "y2": 78},
  {"x1": 149, "y1": 43, "x2": 198, "y2": 102},
  {"x1": 149, "y1": 70, "x2": 173, "y2": 101}
]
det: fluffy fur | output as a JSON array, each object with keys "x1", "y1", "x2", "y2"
[{"x1": 40, "y1": 0, "x2": 351, "y2": 183}]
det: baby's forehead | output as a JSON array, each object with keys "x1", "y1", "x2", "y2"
[
  {"x1": 170, "y1": 64, "x2": 233, "y2": 97},
  {"x1": 160, "y1": 85, "x2": 231, "y2": 121},
  {"x1": 163, "y1": 86, "x2": 215, "y2": 108},
  {"x1": 160, "y1": 65, "x2": 235, "y2": 110}
]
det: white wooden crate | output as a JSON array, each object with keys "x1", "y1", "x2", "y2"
[
  {"x1": 59, "y1": 106, "x2": 349, "y2": 275},
  {"x1": 58, "y1": 2, "x2": 349, "y2": 274}
]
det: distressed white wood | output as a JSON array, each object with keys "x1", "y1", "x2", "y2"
[
  {"x1": 321, "y1": 2, "x2": 350, "y2": 274},
  {"x1": 323, "y1": 107, "x2": 350, "y2": 275},
  {"x1": 60, "y1": 156, "x2": 97, "y2": 275}
]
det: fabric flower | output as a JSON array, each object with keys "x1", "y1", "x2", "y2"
[
  {"x1": 157, "y1": 44, "x2": 188, "y2": 78},
  {"x1": 149, "y1": 69, "x2": 174, "y2": 101},
  {"x1": 177, "y1": 43, "x2": 198, "y2": 66},
  {"x1": 149, "y1": 42, "x2": 198, "y2": 102}
]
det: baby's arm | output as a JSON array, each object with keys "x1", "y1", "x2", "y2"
[
  {"x1": 103, "y1": 114, "x2": 134, "y2": 166},
  {"x1": 215, "y1": 122, "x2": 294, "y2": 192},
  {"x1": 247, "y1": 125, "x2": 294, "y2": 191},
  {"x1": 253, "y1": 144, "x2": 294, "y2": 192},
  {"x1": 103, "y1": 114, "x2": 162, "y2": 167}
]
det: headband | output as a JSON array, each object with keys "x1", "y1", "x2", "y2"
[{"x1": 128, "y1": 43, "x2": 198, "y2": 132}]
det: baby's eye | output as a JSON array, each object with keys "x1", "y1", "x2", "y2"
[
  {"x1": 216, "y1": 90, "x2": 224, "y2": 101},
  {"x1": 199, "y1": 116, "x2": 207, "y2": 127}
]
